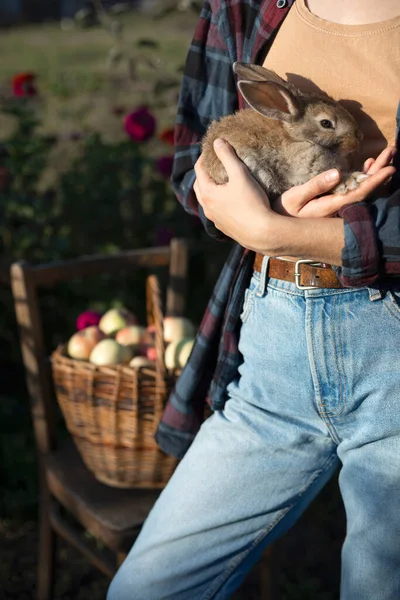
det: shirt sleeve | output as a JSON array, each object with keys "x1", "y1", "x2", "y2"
[
  {"x1": 171, "y1": 0, "x2": 238, "y2": 241},
  {"x1": 337, "y1": 184, "x2": 400, "y2": 287}
]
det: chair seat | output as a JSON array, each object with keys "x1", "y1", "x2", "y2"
[{"x1": 45, "y1": 438, "x2": 161, "y2": 552}]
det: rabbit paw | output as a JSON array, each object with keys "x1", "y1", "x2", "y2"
[{"x1": 333, "y1": 172, "x2": 369, "y2": 195}]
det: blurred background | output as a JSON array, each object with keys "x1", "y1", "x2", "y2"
[{"x1": 0, "y1": 2, "x2": 345, "y2": 598}]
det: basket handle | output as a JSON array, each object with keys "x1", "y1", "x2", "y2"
[{"x1": 146, "y1": 274, "x2": 166, "y2": 377}]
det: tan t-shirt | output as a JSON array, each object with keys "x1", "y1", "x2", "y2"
[{"x1": 262, "y1": 0, "x2": 400, "y2": 163}]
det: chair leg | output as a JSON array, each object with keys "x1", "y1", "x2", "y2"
[
  {"x1": 37, "y1": 478, "x2": 56, "y2": 600},
  {"x1": 258, "y1": 546, "x2": 274, "y2": 600},
  {"x1": 116, "y1": 552, "x2": 127, "y2": 569}
]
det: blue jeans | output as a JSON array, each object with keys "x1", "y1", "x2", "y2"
[{"x1": 108, "y1": 261, "x2": 400, "y2": 600}]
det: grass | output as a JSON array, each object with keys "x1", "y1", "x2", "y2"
[{"x1": 0, "y1": 10, "x2": 197, "y2": 141}]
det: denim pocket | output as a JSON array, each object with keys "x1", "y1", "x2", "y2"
[
  {"x1": 240, "y1": 275, "x2": 259, "y2": 323},
  {"x1": 383, "y1": 290, "x2": 400, "y2": 322}
]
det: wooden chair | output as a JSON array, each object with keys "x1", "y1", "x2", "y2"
[
  {"x1": 11, "y1": 237, "x2": 274, "y2": 600},
  {"x1": 10, "y1": 239, "x2": 189, "y2": 600}
]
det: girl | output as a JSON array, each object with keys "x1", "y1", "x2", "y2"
[{"x1": 108, "y1": 1, "x2": 400, "y2": 598}]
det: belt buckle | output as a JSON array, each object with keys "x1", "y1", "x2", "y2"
[{"x1": 294, "y1": 259, "x2": 322, "y2": 290}]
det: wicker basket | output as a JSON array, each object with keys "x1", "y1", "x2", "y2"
[{"x1": 51, "y1": 275, "x2": 180, "y2": 488}]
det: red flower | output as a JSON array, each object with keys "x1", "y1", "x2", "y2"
[
  {"x1": 124, "y1": 107, "x2": 156, "y2": 142},
  {"x1": 156, "y1": 155, "x2": 174, "y2": 179},
  {"x1": 76, "y1": 310, "x2": 102, "y2": 331},
  {"x1": 158, "y1": 128, "x2": 175, "y2": 146},
  {"x1": 11, "y1": 73, "x2": 36, "y2": 97}
]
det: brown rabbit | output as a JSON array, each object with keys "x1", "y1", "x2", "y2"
[{"x1": 201, "y1": 63, "x2": 368, "y2": 199}]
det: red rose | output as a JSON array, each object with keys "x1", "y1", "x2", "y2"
[
  {"x1": 156, "y1": 155, "x2": 174, "y2": 179},
  {"x1": 76, "y1": 310, "x2": 102, "y2": 331},
  {"x1": 158, "y1": 128, "x2": 175, "y2": 146},
  {"x1": 11, "y1": 73, "x2": 37, "y2": 97},
  {"x1": 124, "y1": 107, "x2": 156, "y2": 142}
]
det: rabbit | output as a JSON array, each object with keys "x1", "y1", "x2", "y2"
[{"x1": 201, "y1": 62, "x2": 368, "y2": 200}]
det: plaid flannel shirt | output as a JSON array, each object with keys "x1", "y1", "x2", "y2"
[{"x1": 155, "y1": 0, "x2": 400, "y2": 459}]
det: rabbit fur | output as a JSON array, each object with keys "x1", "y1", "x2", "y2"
[{"x1": 201, "y1": 63, "x2": 367, "y2": 199}]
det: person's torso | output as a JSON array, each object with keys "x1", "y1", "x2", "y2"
[{"x1": 262, "y1": 0, "x2": 400, "y2": 164}]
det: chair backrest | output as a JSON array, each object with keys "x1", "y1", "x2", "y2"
[{"x1": 10, "y1": 238, "x2": 188, "y2": 457}]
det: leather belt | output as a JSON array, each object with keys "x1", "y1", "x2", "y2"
[{"x1": 253, "y1": 253, "x2": 343, "y2": 289}]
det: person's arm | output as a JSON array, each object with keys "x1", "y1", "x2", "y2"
[
  {"x1": 338, "y1": 187, "x2": 400, "y2": 286},
  {"x1": 171, "y1": 0, "x2": 237, "y2": 241},
  {"x1": 193, "y1": 139, "x2": 396, "y2": 281}
]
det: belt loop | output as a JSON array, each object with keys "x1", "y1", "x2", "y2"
[
  {"x1": 368, "y1": 287, "x2": 383, "y2": 301},
  {"x1": 256, "y1": 255, "x2": 270, "y2": 297}
]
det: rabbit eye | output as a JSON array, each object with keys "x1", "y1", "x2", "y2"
[{"x1": 320, "y1": 119, "x2": 334, "y2": 129}]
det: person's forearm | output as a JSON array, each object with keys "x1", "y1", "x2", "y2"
[
  {"x1": 262, "y1": 214, "x2": 345, "y2": 266},
  {"x1": 194, "y1": 141, "x2": 395, "y2": 269}
]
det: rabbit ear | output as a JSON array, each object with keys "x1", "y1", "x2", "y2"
[
  {"x1": 233, "y1": 62, "x2": 289, "y2": 87},
  {"x1": 238, "y1": 80, "x2": 301, "y2": 122}
]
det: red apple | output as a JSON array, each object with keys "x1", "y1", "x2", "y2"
[
  {"x1": 139, "y1": 324, "x2": 157, "y2": 356},
  {"x1": 146, "y1": 346, "x2": 158, "y2": 361},
  {"x1": 115, "y1": 325, "x2": 146, "y2": 354},
  {"x1": 99, "y1": 308, "x2": 138, "y2": 336},
  {"x1": 67, "y1": 326, "x2": 106, "y2": 360}
]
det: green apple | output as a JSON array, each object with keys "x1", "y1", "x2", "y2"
[
  {"x1": 99, "y1": 308, "x2": 138, "y2": 336},
  {"x1": 177, "y1": 337, "x2": 195, "y2": 367},
  {"x1": 164, "y1": 337, "x2": 195, "y2": 369},
  {"x1": 129, "y1": 356, "x2": 155, "y2": 369},
  {"x1": 163, "y1": 317, "x2": 196, "y2": 343},
  {"x1": 89, "y1": 339, "x2": 132, "y2": 366}
]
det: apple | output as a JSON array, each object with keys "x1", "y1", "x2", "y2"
[
  {"x1": 99, "y1": 308, "x2": 138, "y2": 336},
  {"x1": 164, "y1": 337, "x2": 195, "y2": 370},
  {"x1": 139, "y1": 324, "x2": 157, "y2": 356},
  {"x1": 89, "y1": 339, "x2": 132, "y2": 366},
  {"x1": 164, "y1": 339, "x2": 186, "y2": 370},
  {"x1": 146, "y1": 346, "x2": 158, "y2": 361},
  {"x1": 176, "y1": 338, "x2": 195, "y2": 368},
  {"x1": 67, "y1": 326, "x2": 107, "y2": 360},
  {"x1": 163, "y1": 317, "x2": 196, "y2": 343},
  {"x1": 115, "y1": 325, "x2": 146, "y2": 354},
  {"x1": 129, "y1": 356, "x2": 155, "y2": 369}
]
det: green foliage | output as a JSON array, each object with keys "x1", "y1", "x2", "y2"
[
  {"x1": 0, "y1": 392, "x2": 37, "y2": 519},
  {"x1": 0, "y1": 93, "x2": 228, "y2": 525},
  {"x1": 0, "y1": 101, "x2": 190, "y2": 264},
  {"x1": 1, "y1": 101, "x2": 53, "y2": 197},
  {"x1": 0, "y1": 100, "x2": 226, "y2": 365}
]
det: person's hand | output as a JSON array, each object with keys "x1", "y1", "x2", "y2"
[
  {"x1": 194, "y1": 140, "x2": 274, "y2": 251},
  {"x1": 362, "y1": 145, "x2": 396, "y2": 176},
  {"x1": 193, "y1": 139, "x2": 395, "y2": 250},
  {"x1": 272, "y1": 145, "x2": 396, "y2": 218}
]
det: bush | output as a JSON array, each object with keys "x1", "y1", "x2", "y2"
[{"x1": 0, "y1": 100, "x2": 229, "y2": 366}]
